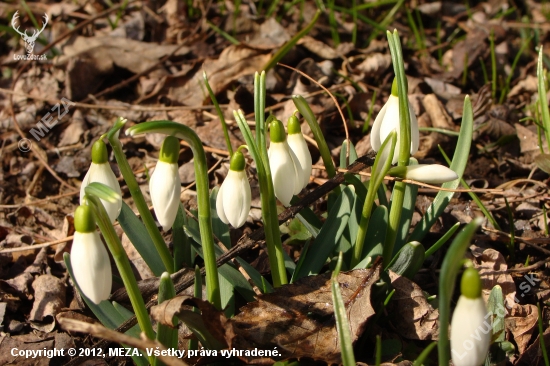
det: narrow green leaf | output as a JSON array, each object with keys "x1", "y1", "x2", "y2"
[
  {"x1": 409, "y1": 96, "x2": 474, "y2": 243},
  {"x1": 486, "y1": 285, "x2": 505, "y2": 343},
  {"x1": 118, "y1": 201, "x2": 166, "y2": 276},
  {"x1": 413, "y1": 341, "x2": 437, "y2": 366},
  {"x1": 392, "y1": 158, "x2": 419, "y2": 255},
  {"x1": 425, "y1": 222, "x2": 460, "y2": 257},
  {"x1": 360, "y1": 205, "x2": 388, "y2": 261},
  {"x1": 155, "y1": 273, "x2": 178, "y2": 366},
  {"x1": 294, "y1": 186, "x2": 355, "y2": 279},
  {"x1": 331, "y1": 253, "x2": 356, "y2": 366},
  {"x1": 184, "y1": 225, "x2": 256, "y2": 302},
  {"x1": 292, "y1": 95, "x2": 337, "y2": 178},
  {"x1": 84, "y1": 182, "x2": 121, "y2": 203},
  {"x1": 173, "y1": 203, "x2": 192, "y2": 271}
]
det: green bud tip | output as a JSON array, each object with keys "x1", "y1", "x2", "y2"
[
  {"x1": 269, "y1": 119, "x2": 286, "y2": 143},
  {"x1": 387, "y1": 166, "x2": 407, "y2": 178},
  {"x1": 391, "y1": 78, "x2": 398, "y2": 97},
  {"x1": 91, "y1": 139, "x2": 108, "y2": 164},
  {"x1": 229, "y1": 150, "x2": 246, "y2": 171},
  {"x1": 74, "y1": 205, "x2": 96, "y2": 233},
  {"x1": 287, "y1": 115, "x2": 301, "y2": 135},
  {"x1": 159, "y1": 136, "x2": 180, "y2": 164},
  {"x1": 461, "y1": 267, "x2": 482, "y2": 299}
]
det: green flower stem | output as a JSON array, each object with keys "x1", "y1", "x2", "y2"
[
  {"x1": 292, "y1": 95, "x2": 336, "y2": 178},
  {"x1": 255, "y1": 72, "x2": 268, "y2": 170},
  {"x1": 203, "y1": 71, "x2": 233, "y2": 157},
  {"x1": 351, "y1": 132, "x2": 396, "y2": 268},
  {"x1": 437, "y1": 218, "x2": 482, "y2": 366},
  {"x1": 383, "y1": 30, "x2": 411, "y2": 267},
  {"x1": 234, "y1": 109, "x2": 288, "y2": 287},
  {"x1": 107, "y1": 119, "x2": 174, "y2": 274},
  {"x1": 84, "y1": 194, "x2": 156, "y2": 347},
  {"x1": 125, "y1": 121, "x2": 222, "y2": 310}
]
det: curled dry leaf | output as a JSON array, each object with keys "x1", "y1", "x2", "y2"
[
  {"x1": 505, "y1": 304, "x2": 539, "y2": 354},
  {"x1": 29, "y1": 274, "x2": 66, "y2": 332},
  {"x1": 229, "y1": 260, "x2": 382, "y2": 364},
  {"x1": 151, "y1": 261, "x2": 382, "y2": 364},
  {"x1": 387, "y1": 271, "x2": 439, "y2": 340}
]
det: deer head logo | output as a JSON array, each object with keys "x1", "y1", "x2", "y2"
[{"x1": 11, "y1": 11, "x2": 49, "y2": 54}]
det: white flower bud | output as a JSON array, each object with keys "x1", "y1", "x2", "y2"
[
  {"x1": 80, "y1": 162, "x2": 122, "y2": 224},
  {"x1": 370, "y1": 80, "x2": 419, "y2": 164},
  {"x1": 71, "y1": 205, "x2": 112, "y2": 304},
  {"x1": 150, "y1": 160, "x2": 181, "y2": 231}
]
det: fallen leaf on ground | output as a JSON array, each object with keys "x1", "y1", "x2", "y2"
[{"x1": 387, "y1": 271, "x2": 439, "y2": 340}]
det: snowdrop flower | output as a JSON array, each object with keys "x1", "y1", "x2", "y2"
[
  {"x1": 286, "y1": 114, "x2": 312, "y2": 189},
  {"x1": 371, "y1": 78, "x2": 419, "y2": 164},
  {"x1": 71, "y1": 205, "x2": 112, "y2": 304},
  {"x1": 388, "y1": 164, "x2": 458, "y2": 184},
  {"x1": 268, "y1": 119, "x2": 303, "y2": 206},
  {"x1": 216, "y1": 150, "x2": 251, "y2": 228},
  {"x1": 80, "y1": 139, "x2": 122, "y2": 223},
  {"x1": 451, "y1": 267, "x2": 491, "y2": 366},
  {"x1": 150, "y1": 136, "x2": 181, "y2": 231}
]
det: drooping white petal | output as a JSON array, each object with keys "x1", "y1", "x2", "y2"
[
  {"x1": 71, "y1": 231, "x2": 112, "y2": 304},
  {"x1": 287, "y1": 133, "x2": 312, "y2": 189},
  {"x1": 217, "y1": 169, "x2": 251, "y2": 228},
  {"x1": 404, "y1": 164, "x2": 458, "y2": 184},
  {"x1": 150, "y1": 161, "x2": 181, "y2": 231},
  {"x1": 370, "y1": 94, "x2": 419, "y2": 165},
  {"x1": 268, "y1": 142, "x2": 301, "y2": 206},
  {"x1": 450, "y1": 296, "x2": 491, "y2": 366},
  {"x1": 216, "y1": 183, "x2": 229, "y2": 225},
  {"x1": 285, "y1": 142, "x2": 304, "y2": 195},
  {"x1": 80, "y1": 163, "x2": 122, "y2": 223},
  {"x1": 370, "y1": 99, "x2": 390, "y2": 152}
]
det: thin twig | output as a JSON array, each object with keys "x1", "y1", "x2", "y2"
[{"x1": 58, "y1": 317, "x2": 188, "y2": 366}]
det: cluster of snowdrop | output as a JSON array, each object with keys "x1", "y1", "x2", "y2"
[
  {"x1": 216, "y1": 115, "x2": 313, "y2": 227},
  {"x1": 71, "y1": 79, "x2": 459, "y2": 308}
]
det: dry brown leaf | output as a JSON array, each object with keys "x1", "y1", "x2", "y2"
[
  {"x1": 388, "y1": 271, "x2": 439, "y2": 340},
  {"x1": 151, "y1": 295, "x2": 231, "y2": 348},
  {"x1": 0, "y1": 332, "x2": 54, "y2": 366},
  {"x1": 230, "y1": 262, "x2": 382, "y2": 364},
  {"x1": 506, "y1": 304, "x2": 538, "y2": 354},
  {"x1": 515, "y1": 327, "x2": 550, "y2": 366},
  {"x1": 171, "y1": 45, "x2": 271, "y2": 106},
  {"x1": 470, "y1": 246, "x2": 516, "y2": 306},
  {"x1": 151, "y1": 262, "x2": 382, "y2": 364},
  {"x1": 29, "y1": 274, "x2": 66, "y2": 332}
]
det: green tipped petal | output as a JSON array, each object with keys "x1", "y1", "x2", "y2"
[
  {"x1": 159, "y1": 136, "x2": 180, "y2": 164},
  {"x1": 287, "y1": 115, "x2": 301, "y2": 135},
  {"x1": 229, "y1": 150, "x2": 246, "y2": 171},
  {"x1": 269, "y1": 119, "x2": 286, "y2": 143},
  {"x1": 74, "y1": 205, "x2": 96, "y2": 233},
  {"x1": 391, "y1": 78, "x2": 398, "y2": 97},
  {"x1": 91, "y1": 139, "x2": 108, "y2": 164},
  {"x1": 461, "y1": 267, "x2": 482, "y2": 299}
]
